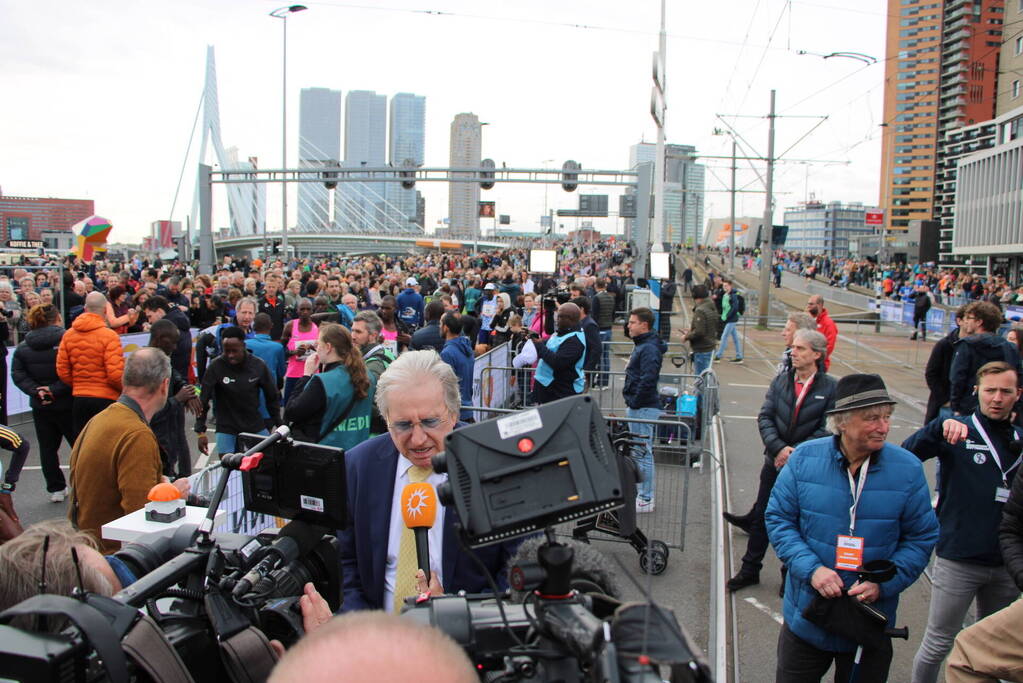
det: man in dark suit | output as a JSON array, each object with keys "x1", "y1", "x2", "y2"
[{"x1": 339, "y1": 350, "x2": 522, "y2": 612}]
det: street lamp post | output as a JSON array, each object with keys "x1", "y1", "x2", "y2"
[{"x1": 269, "y1": 4, "x2": 307, "y2": 264}]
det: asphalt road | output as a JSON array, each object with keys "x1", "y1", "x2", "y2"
[{"x1": 0, "y1": 282, "x2": 951, "y2": 680}]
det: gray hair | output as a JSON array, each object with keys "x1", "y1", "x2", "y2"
[
  {"x1": 826, "y1": 403, "x2": 895, "y2": 435},
  {"x1": 236, "y1": 296, "x2": 258, "y2": 313},
  {"x1": 123, "y1": 346, "x2": 171, "y2": 393},
  {"x1": 794, "y1": 329, "x2": 828, "y2": 358},
  {"x1": 0, "y1": 520, "x2": 112, "y2": 616},
  {"x1": 787, "y1": 311, "x2": 817, "y2": 331},
  {"x1": 376, "y1": 350, "x2": 461, "y2": 421},
  {"x1": 354, "y1": 310, "x2": 383, "y2": 338}
]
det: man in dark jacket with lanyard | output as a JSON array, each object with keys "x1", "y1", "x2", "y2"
[
  {"x1": 623, "y1": 307, "x2": 667, "y2": 513},
  {"x1": 947, "y1": 437, "x2": 1023, "y2": 682},
  {"x1": 726, "y1": 329, "x2": 836, "y2": 592},
  {"x1": 531, "y1": 302, "x2": 586, "y2": 405},
  {"x1": 902, "y1": 360, "x2": 1023, "y2": 683}
]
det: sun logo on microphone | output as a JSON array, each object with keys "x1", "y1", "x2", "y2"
[{"x1": 406, "y1": 488, "x2": 431, "y2": 519}]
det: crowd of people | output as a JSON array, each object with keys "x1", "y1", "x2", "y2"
[{"x1": 3, "y1": 240, "x2": 1023, "y2": 682}]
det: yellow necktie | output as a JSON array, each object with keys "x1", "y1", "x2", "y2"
[{"x1": 393, "y1": 465, "x2": 432, "y2": 612}]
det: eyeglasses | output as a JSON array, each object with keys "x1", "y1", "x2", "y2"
[{"x1": 389, "y1": 417, "x2": 448, "y2": 434}]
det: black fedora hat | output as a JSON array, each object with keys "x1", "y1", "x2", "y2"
[{"x1": 826, "y1": 373, "x2": 897, "y2": 415}]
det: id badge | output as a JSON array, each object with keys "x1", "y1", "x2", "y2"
[
  {"x1": 835, "y1": 535, "x2": 865, "y2": 571},
  {"x1": 996, "y1": 487, "x2": 1010, "y2": 503}
]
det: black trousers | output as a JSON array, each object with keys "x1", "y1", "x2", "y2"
[
  {"x1": 740, "y1": 459, "x2": 780, "y2": 572},
  {"x1": 32, "y1": 408, "x2": 75, "y2": 492},
  {"x1": 776, "y1": 624, "x2": 892, "y2": 683},
  {"x1": 72, "y1": 397, "x2": 115, "y2": 442}
]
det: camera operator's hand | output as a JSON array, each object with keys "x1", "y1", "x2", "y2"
[
  {"x1": 811, "y1": 565, "x2": 844, "y2": 599},
  {"x1": 196, "y1": 432, "x2": 209, "y2": 455},
  {"x1": 268, "y1": 582, "x2": 333, "y2": 658},
  {"x1": 397, "y1": 331, "x2": 411, "y2": 347},
  {"x1": 941, "y1": 418, "x2": 968, "y2": 445},
  {"x1": 414, "y1": 568, "x2": 443, "y2": 597},
  {"x1": 848, "y1": 580, "x2": 880, "y2": 604}
]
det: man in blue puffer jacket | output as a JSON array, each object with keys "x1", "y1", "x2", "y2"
[
  {"x1": 766, "y1": 373, "x2": 938, "y2": 682},
  {"x1": 623, "y1": 307, "x2": 667, "y2": 513}
]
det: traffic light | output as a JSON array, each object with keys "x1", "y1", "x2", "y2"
[
  {"x1": 322, "y1": 160, "x2": 338, "y2": 189},
  {"x1": 480, "y1": 158, "x2": 496, "y2": 190},
  {"x1": 399, "y1": 158, "x2": 418, "y2": 190},
  {"x1": 562, "y1": 160, "x2": 580, "y2": 192}
]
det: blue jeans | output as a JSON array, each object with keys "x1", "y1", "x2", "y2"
[
  {"x1": 714, "y1": 321, "x2": 742, "y2": 360},
  {"x1": 596, "y1": 329, "x2": 612, "y2": 386},
  {"x1": 215, "y1": 429, "x2": 269, "y2": 456},
  {"x1": 692, "y1": 351, "x2": 712, "y2": 375},
  {"x1": 627, "y1": 406, "x2": 660, "y2": 501}
]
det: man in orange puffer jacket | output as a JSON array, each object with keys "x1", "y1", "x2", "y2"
[{"x1": 57, "y1": 291, "x2": 125, "y2": 440}]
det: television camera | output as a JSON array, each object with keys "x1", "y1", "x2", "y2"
[{"x1": 0, "y1": 426, "x2": 346, "y2": 683}]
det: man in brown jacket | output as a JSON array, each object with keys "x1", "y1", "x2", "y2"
[
  {"x1": 69, "y1": 347, "x2": 189, "y2": 552},
  {"x1": 57, "y1": 291, "x2": 125, "y2": 439}
]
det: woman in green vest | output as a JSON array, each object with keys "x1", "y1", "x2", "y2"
[{"x1": 284, "y1": 323, "x2": 375, "y2": 451}]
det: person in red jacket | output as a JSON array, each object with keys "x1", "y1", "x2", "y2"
[
  {"x1": 56, "y1": 291, "x2": 126, "y2": 440},
  {"x1": 806, "y1": 295, "x2": 837, "y2": 371}
]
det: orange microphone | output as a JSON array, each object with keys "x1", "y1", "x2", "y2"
[{"x1": 401, "y1": 482, "x2": 438, "y2": 580}]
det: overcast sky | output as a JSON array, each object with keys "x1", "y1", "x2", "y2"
[{"x1": 0, "y1": 0, "x2": 890, "y2": 242}]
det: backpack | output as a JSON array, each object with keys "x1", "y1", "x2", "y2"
[{"x1": 735, "y1": 293, "x2": 746, "y2": 316}]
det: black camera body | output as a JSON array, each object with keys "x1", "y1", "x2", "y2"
[{"x1": 0, "y1": 429, "x2": 345, "y2": 683}]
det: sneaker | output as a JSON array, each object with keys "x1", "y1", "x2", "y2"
[
  {"x1": 50, "y1": 488, "x2": 68, "y2": 503},
  {"x1": 729, "y1": 357, "x2": 744, "y2": 363},
  {"x1": 636, "y1": 498, "x2": 655, "y2": 514},
  {"x1": 712, "y1": 357, "x2": 722, "y2": 363}
]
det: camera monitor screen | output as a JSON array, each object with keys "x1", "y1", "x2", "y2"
[
  {"x1": 529, "y1": 249, "x2": 557, "y2": 274},
  {"x1": 650, "y1": 251, "x2": 671, "y2": 280},
  {"x1": 237, "y1": 434, "x2": 347, "y2": 530},
  {"x1": 441, "y1": 395, "x2": 623, "y2": 547}
]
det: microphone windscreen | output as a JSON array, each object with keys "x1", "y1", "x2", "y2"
[{"x1": 401, "y1": 482, "x2": 438, "y2": 529}]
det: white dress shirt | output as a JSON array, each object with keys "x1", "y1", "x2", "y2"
[{"x1": 383, "y1": 454, "x2": 447, "y2": 612}]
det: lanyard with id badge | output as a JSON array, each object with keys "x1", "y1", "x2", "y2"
[
  {"x1": 970, "y1": 414, "x2": 1022, "y2": 504},
  {"x1": 835, "y1": 463, "x2": 868, "y2": 571}
]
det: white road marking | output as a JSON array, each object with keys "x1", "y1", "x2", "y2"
[
  {"x1": 722, "y1": 415, "x2": 758, "y2": 420},
  {"x1": 729, "y1": 383, "x2": 769, "y2": 389},
  {"x1": 743, "y1": 596, "x2": 784, "y2": 625},
  {"x1": 20, "y1": 465, "x2": 70, "y2": 471}
]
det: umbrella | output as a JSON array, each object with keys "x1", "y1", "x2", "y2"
[{"x1": 70, "y1": 215, "x2": 113, "y2": 261}]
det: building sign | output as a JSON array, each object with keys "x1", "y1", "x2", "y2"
[
  {"x1": 6, "y1": 239, "x2": 43, "y2": 249},
  {"x1": 865, "y1": 209, "x2": 884, "y2": 226}
]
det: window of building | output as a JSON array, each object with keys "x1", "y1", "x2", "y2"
[
  {"x1": 1016, "y1": 36, "x2": 1023, "y2": 55},
  {"x1": 1014, "y1": 80, "x2": 1021, "y2": 99},
  {"x1": 6, "y1": 216, "x2": 28, "y2": 241}
]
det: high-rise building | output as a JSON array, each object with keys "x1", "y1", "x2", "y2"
[
  {"x1": 782, "y1": 201, "x2": 872, "y2": 258},
  {"x1": 339, "y1": 90, "x2": 386, "y2": 232},
  {"x1": 0, "y1": 191, "x2": 93, "y2": 242},
  {"x1": 625, "y1": 142, "x2": 704, "y2": 245},
  {"x1": 387, "y1": 93, "x2": 426, "y2": 232},
  {"x1": 448, "y1": 113, "x2": 482, "y2": 239},
  {"x1": 879, "y1": 0, "x2": 1003, "y2": 271},
  {"x1": 298, "y1": 87, "x2": 342, "y2": 232},
  {"x1": 996, "y1": 2, "x2": 1023, "y2": 117}
]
